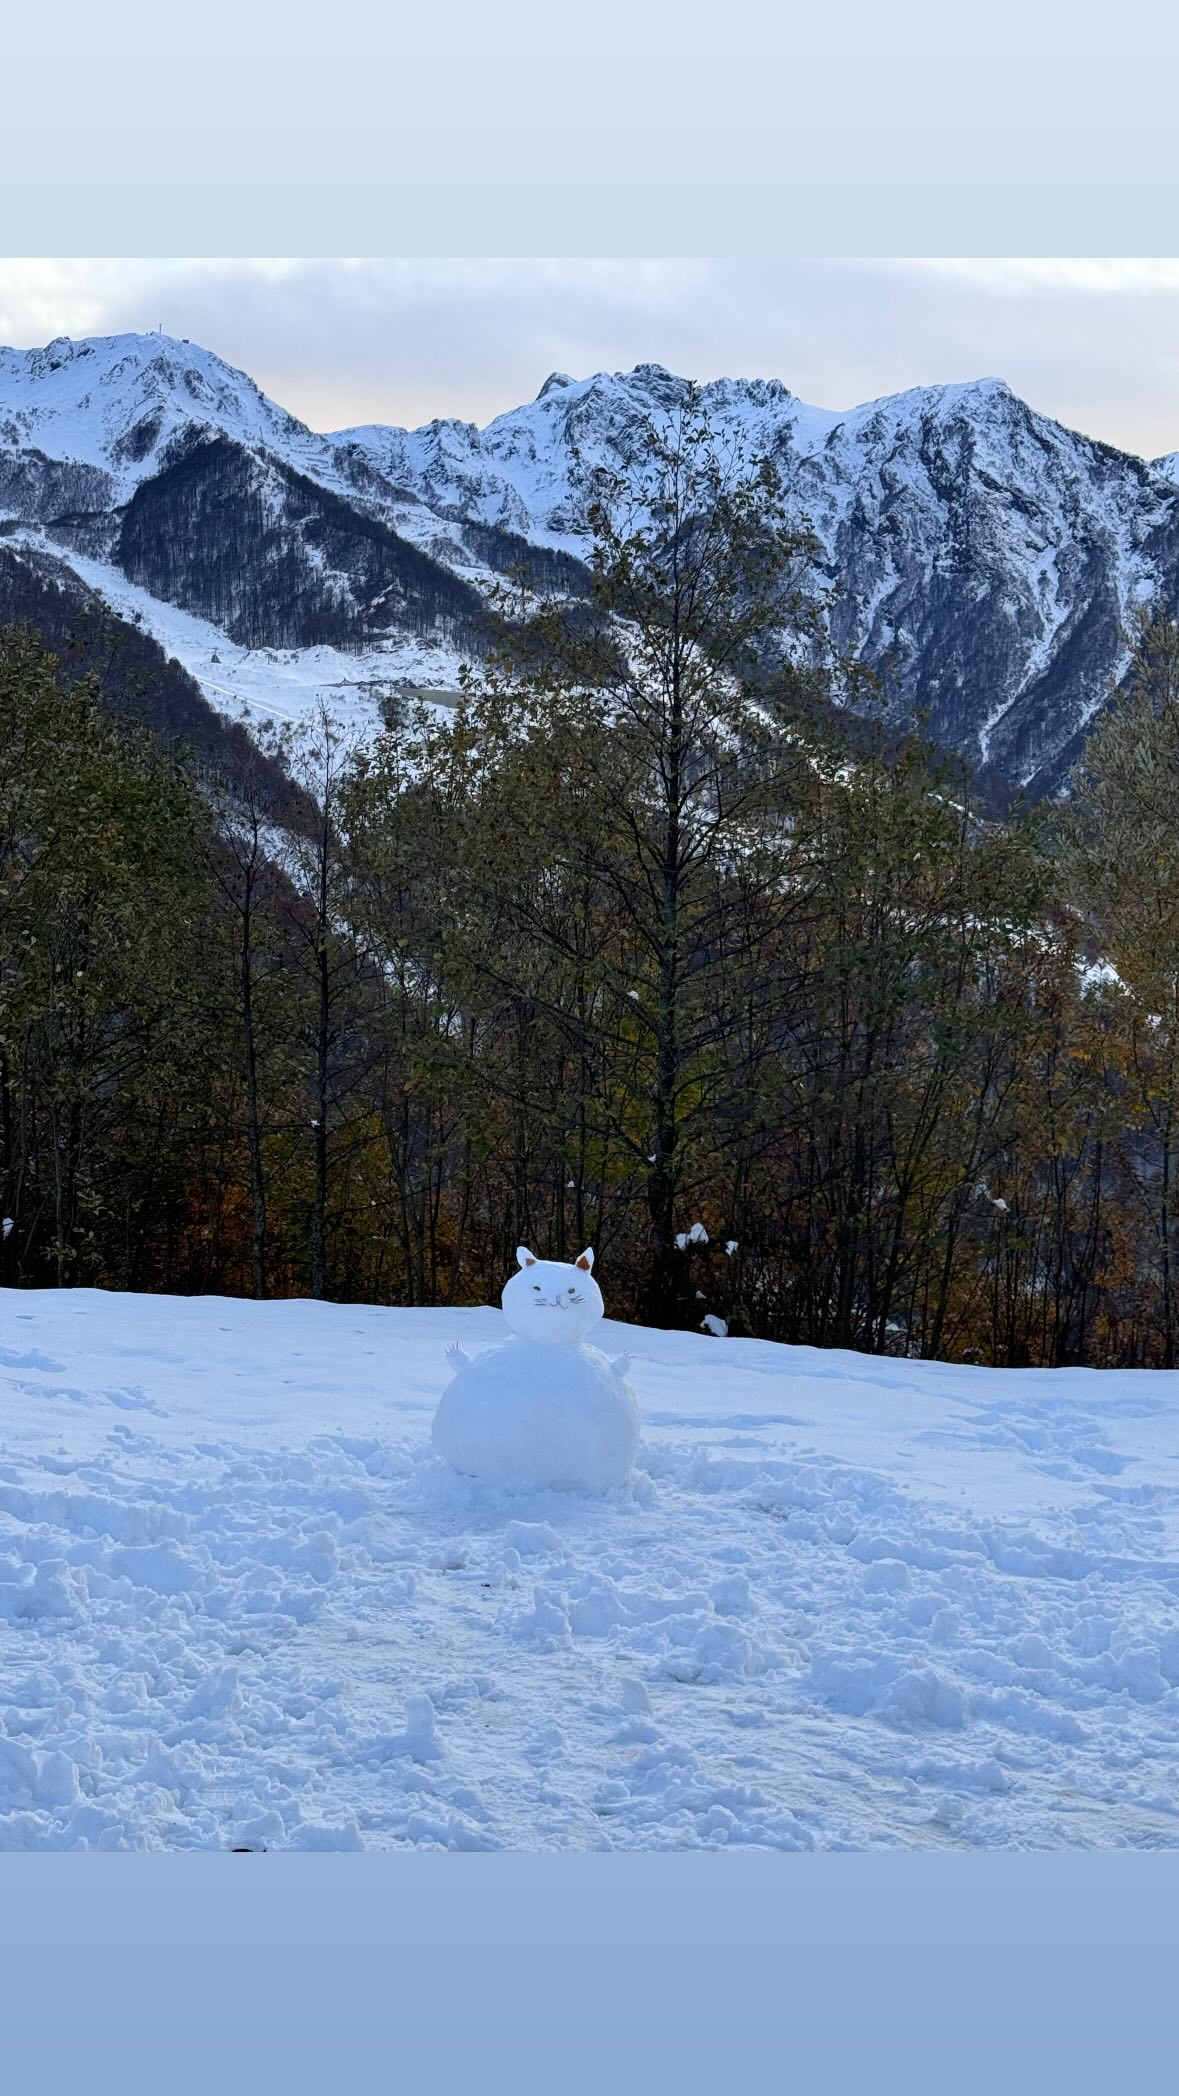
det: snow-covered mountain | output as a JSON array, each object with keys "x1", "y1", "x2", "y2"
[{"x1": 4, "y1": 330, "x2": 1179, "y2": 788}]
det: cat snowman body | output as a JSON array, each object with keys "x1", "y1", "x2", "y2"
[{"x1": 431, "y1": 1248, "x2": 640, "y2": 1492}]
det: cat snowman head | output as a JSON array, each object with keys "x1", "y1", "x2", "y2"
[{"x1": 501, "y1": 1246, "x2": 605, "y2": 1346}]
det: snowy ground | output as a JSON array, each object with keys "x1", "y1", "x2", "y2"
[{"x1": 2, "y1": 1289, "x2": 1179, "y2": 1851}]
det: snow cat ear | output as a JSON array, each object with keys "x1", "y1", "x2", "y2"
[
  {"x1": 516, "y1": 1246, "x2": 537, "y2": 1268},
  {"x1": 575, "y1": 1248, "x2": 594, "y2": 1272}
]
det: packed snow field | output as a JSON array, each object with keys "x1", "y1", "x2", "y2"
[{"x1": 2, "y1": 1289, "x2": 1178, "y2": 1851}]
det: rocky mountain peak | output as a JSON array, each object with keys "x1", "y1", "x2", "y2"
[{"x1": 4, "y1": 330, "x2": 1179, "y2": 793}]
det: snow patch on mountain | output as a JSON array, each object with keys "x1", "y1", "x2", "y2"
[{"x1": 3, "y1": 533, "x2": 466, "y2": 740}]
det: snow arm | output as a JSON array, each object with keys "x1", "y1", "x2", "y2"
[
  {"x1": 612, "y1": 1352, "x2": 632, "y2": 1380},
  {"x1": 445, "y1": 1343, "x2": 472, "y2": 1374}
]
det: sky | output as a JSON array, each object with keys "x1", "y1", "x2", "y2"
[{"x1": 2, "y1": 258, "x2": 1178, "y2": 459}]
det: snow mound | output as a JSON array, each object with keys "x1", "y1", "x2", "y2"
[{"x1": 432, "y1": 1341, "x2": 640, "y2": 1493}]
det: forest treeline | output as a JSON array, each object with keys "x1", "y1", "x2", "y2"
[{"x1": 3, "y1": 398, "x2": 1179, "y2": 1368}]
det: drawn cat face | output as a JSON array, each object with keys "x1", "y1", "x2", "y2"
[{"x1": 501, "y1": 1246, "x2": 604, "y2": 1346}]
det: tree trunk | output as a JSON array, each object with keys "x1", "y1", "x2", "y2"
[
  {"x1": 239, "y1": 891, "x2": 268, "y2": 1299},
  {"x1": 641, "y1": 634, "x2": 687, "y2": 1329},
  {"x1": 310, "y1": 801, "x2": 331, "y2": 1301},
  {"x1": 310, "y1": 931, "x2": 329, "y2": 1299}
]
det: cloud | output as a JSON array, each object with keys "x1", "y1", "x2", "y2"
[{"x1": 2, "y1": 257, "x2": 1179, "y2": 459}]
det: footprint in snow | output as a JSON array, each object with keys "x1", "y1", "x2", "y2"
[
  {"x1": 0, "y1": 1344, "x2": 67, "y2": 1373},
  {"x1": 104, "y1": 1384, "x2": 168, "y2": 1416}
]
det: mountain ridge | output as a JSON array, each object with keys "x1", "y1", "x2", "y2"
[{"x1": 4, "y1": 330, "x2": 1179, "y2": 789}]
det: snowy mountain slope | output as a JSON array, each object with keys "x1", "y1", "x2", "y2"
[
  {"x1": 0, "y1": 334, "x2": 492, "y2": 667},
  {"x1": 0, "y1": 332, "x2": 569, "y2": 587},
  {"x1": 0, "y1": 534, "x2": 465, "y2": 742},
  {"x1": 0, "y1": 332, "x2": 334, "y2": 503},
  {"x1": 87, "y1": 551, "x2": 468, "y2": 734},
  {"x1": 2, "y1": 1287, "x2": 1179, "y2": 1851},
  {"x1": 0, "y1": 537, "x2": 308, "y2": 806},
  {"x1": 337, "y1": 367, "x2": 1179, "y2": 786},
  {"x1": 5, "y1": 332, "x2": 1179, "y2": 787}
]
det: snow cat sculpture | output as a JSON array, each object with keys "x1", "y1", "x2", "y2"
[{"x1": 431, "y1": 1247, "x2": 640, "y2": 1491}]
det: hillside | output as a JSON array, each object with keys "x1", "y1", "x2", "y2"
[{"x1": 0, "y1": 537, "x2": 305, "y2": 805}]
